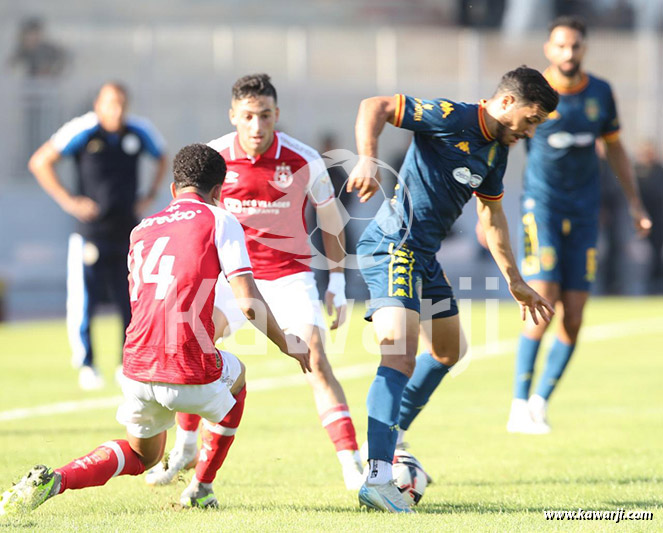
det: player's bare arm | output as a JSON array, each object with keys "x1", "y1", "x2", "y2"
[
  {"x1": 602, "y1": 138, "x2": 652, "y2": 237},
  {"x1": 316, "y1": 201, "x2": 347, "y2": 330},
  {"x1": 28, "y1": 141, "x2": 100, "y2": 222},
  {"x1": 228, "y1": 272, "x2": 312, "y2": 373},
  {"x1": 136, "y1": 153, "x2": 169, "y2": 216},
  {"x1": 346, "y1": 96, "x2": 398, "y2": 203},
  {"x1": 476, "y1": 196, "x2": 554, "y2": 324}
]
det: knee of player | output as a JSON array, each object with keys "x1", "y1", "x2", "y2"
[
  {"x1": 430, "y1": 350, "x2": 460, "y2": 366},
  {"x1": 561, "y1": 314, "x2": 583, "y2": 339},
  {"x1": 401, "y1": 356, "x2": 416, "y2": 376},
  {"x1": 379, "y1": 353, "x2": 416, "y2": 377},
  {"x1": 307, "y1": 342, "x2": 333, "y2": 374},
  {"x1": 140, "y1": 450, "x2": 165, "y2": 470},
  {"x1": 430, "y1": 337, "x2": 467, "y2": 366}
]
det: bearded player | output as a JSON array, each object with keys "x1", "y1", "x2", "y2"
[{"x1": 506, "y1": 17, "x2": 651, "y2": 434}]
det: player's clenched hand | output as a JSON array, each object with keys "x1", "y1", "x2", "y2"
[
  {"x1": 346, "y1": 157, "x2": 381, "y2": 203},
  {"x1": 283, "y1": 333, "x2": 312, "y2": 373},
  {"x1": 508, "y1": 279, "x2": 555, "y2": 325},
  {"x1": 325, "y1": 290, "x2": 347, "y2": 330},
  {"x1": 63, "y1": 195, "x2": 100, "y2": 222}
]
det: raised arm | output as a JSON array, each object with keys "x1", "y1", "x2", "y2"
[
  {"x1": 28, "y1": 140, "x2": 99, "y2": 222},
  {"x1": 603, "y1": 138, "x2": 652, "y2": 237},
  {"x1": 346, "y1": 96, "x2": 398, "y2": 203},
  {"x1": 476, "y1": 196, "x2": 554, "y2": 324}
]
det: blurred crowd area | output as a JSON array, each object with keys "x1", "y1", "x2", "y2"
[{"x1": 0, "y1": 0, "x2": 662, "y2": 319}]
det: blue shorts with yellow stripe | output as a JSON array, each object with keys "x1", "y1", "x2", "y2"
[
  {"x1": 357, "y1": 239, "x2": 458, "y2": 321},
  {"x1": 518, "y1": 200, "x2": 598, "y2": 292}
]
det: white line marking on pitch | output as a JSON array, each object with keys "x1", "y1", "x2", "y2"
[{"x1": 1, "y1": 316, "x2": 661, "y2": 423}]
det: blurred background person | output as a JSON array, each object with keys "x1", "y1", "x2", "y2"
[
  {"x1": 28, "y1": 82, "x2": 168, "y2": 390},
  {"x1": 507, "y1": 16, "x2": 651, "y2": 435},
  {"x1": 7, "y1": 17, "x2": 68, "y2": 176},
  {"x1": 8, "y1": 17, "x2": 67, "y2": 78},
  {"x1": 595, "y1": 139, "x2": 631, "y2": 295},
  {"x1": 635, "y1": 140, "x2": 663, "y2": 293}
]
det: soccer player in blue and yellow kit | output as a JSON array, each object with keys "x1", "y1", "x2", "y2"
[
  {"x1": 507, "y1": 17, "x2": 652, "y2": 434},
  {"x1": 346, "y1": 67, "x2": 558, "y2": 512}
]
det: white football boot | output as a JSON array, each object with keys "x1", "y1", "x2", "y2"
[
  {"x1": 358, "y1": 480, "x2": 414, "y2": 513},
  {"x1": 528, "y1": 394, "x2": 552, "y2": 433},
  {"x1": 78, "y1": 365, "x2": 104, "y2": 390},
  {"x1": 507, "y1": 398, "x2": 550, "y2": 434},
  {"x1": 145, "y1": 445, "x2": 198, "y2": 486}
]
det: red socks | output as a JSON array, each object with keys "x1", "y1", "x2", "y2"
[
  {"x1": 195, "y1": 386, "x2": 246, "y2": 484},
  {"x1": 320, "y1": 404, "x2": 358, "y2": 452},
  {"x1": 177, "y1": 412, "x2": 202, "y2": 431},
  {"x1": 56, "y1": 439, "x2": 146, "y2": 493}
]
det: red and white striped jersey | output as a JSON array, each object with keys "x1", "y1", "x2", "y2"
[
  {"x1": 208, "y1": 131, "x2": 335, "y2": 280},
  {"x1": 123, "y1": 192, "x2": 251, "y2": 385}
]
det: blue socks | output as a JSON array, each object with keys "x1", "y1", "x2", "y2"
[
  {"x1": 513, "y1": 335, "x2": 541, "y2": 400},
  {"x1": 535, "y1": 338, "x2": 575, "y2": 400},
  {"x1": 398, "y1": 352, "x2": 451, "y2": 431},
  {"x1": 366, "y1": 366, "x2": 409, "y2": 463}
]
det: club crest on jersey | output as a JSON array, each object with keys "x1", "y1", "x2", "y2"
[
  {"x1": 452, "y1": 167, "x2": 484, "y2": 188},
  {"x1": 122, "y1": 133, "x2": 141, "y2": 155},
  {"x1": 273, "y1": 163, "x2": 293, "y2": 188},
  {"x1": 584, "y1": 98, "x2": 600, "y2": 122},
  {"x1": 86, "y1": 139, "x2": 104, "y2": 153}
]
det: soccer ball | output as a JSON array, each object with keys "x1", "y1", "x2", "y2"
[{"x1": 392, "y1": 449, "x2": 428, "y2": 506}]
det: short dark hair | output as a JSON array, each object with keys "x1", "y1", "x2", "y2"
[
  {"x1": 173, "y1": 144, "x2": 226, "y2": 193},
  {"x1": 549, "y1": 15, "x2": 587, "y2": 37},
  {"x1": 494, "y1": 66, "x2": 559, "y2": 114},
  {"x1": 232, "y1": 73, "x2": 277, "y2": 103}
]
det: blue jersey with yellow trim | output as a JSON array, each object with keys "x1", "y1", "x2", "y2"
[
  {"x1": 361, "y1": 95, "x2": 508, "y2": 255},
  {"x1": 523, "y1": 72, "x2": 619, "y2": 218}
]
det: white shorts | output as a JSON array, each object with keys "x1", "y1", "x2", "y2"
[
  {"x1": 116, "y1": 350, "x2": 243, "y2": 439},
  {"x1": 214, "y1": 271, "x2": 326, "y2": 343}
]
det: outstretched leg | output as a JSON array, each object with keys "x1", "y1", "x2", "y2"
[
  {"x1": 0, "y1": 433, "x2": 164, "y2": 516},
  {"x1": 304, "y1": 326, "x2": 362, "y2": 489}
]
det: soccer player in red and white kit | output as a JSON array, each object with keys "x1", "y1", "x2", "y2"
[
  {"x1": 0, "y1": 144, "x2": 311, "y2": 515},
  {"x1": 146, "y1": 74, "x2": 365, "y2": 490}
]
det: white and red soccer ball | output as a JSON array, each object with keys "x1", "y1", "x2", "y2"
[{"x1": 392, "y1": 449, "x2": 428, "y2": 506}]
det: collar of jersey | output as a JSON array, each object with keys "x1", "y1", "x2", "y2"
[
  {"x1": 477, "y1": 100, "x2": 494, "y2": 141},
  {"x1": 543, "y1": 68, "x2": 589, "y2": 95},
  {"x1": 172, "y1": 191, "x2": 205, "y2": 204},
  {"x1": 233, "y1": 131, "x2": 281, "y2": 162}
]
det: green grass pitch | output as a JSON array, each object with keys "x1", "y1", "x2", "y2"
[{"x1": 0, "y1": 297, "x2": 661, "y2": 532}]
